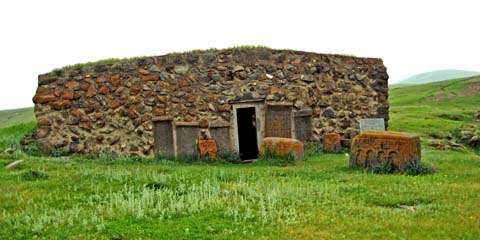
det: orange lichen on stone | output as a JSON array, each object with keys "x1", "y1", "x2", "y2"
[
  {"x1": 323, "y1": 133, "x2": 341, "y2": 152},
  {"x1": 261, "y1": 137, "x2": 304, "y2": 161},
  {"x1": 350, "y1": 131, "x2": 421, "y2": 171},
  {"x1": 198, "y1": 140, "x2": 217, "y2": 158}
]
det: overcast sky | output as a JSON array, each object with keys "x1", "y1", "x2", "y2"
[{"x1": 0, "y1": 0, "x2": 478, "y2": 110}]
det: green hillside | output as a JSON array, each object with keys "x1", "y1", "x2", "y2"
[
  {"x1": 0, "y1": 107, "x2": 35, "y2": 129},
  {"x1": 395, "y1": 69, "x2": 480, "y2": 85},
  {"x1": 389, "y1": 75, "x2": 480, "y2": 145}
]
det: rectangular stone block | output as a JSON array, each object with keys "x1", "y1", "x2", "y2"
[
  {"x1": 210, "y1": 122, "x2": 231, "y2": 153},
  {"x1": 360, "y1": 118, "x2": 385, "y2": 133},
  {"x1": 295, "y1": 110, "x2": 312, "y2": 142},
  {"x1": 265, "y1": 104, "x2": 292, "y2": 138},
  {"x1": 175, "y1": 122, "x2": 200, "y2": 159},
  {"x1": 153, "y1": 118, "x2": 174, "y2": 158}
]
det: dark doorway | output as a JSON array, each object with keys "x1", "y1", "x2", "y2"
[{"x1": 237, "y1": 107, "x2": 259, "y2": 160}]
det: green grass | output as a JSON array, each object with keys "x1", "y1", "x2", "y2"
[{"x1": 1, "y1": 77, "x2": 480, "y2": 239}]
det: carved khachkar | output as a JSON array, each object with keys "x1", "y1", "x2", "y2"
[{"x1": 350, "y1": 131, "x2": 421, "y2": 170}]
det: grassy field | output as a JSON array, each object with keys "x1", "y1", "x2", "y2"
[{"x1": 0, "y1": 78, "x2": 479, "y2": 239}]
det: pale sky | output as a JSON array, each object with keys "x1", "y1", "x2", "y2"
[{"x1": 0, "y1": 0, "x2": 479, "y2": 110}]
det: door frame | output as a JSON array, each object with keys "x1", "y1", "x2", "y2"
[{"x1": 231, "y1": 101, "x2": 265, "y2": 154}]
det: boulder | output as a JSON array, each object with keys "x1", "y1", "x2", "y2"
[
  {"x1": 261, "y1": 137, "x2": 304, "y2": 161},
  {"x1": 470, "y1": 136, "x2": 480, "y2": 148},
  {"x1": 350, "y1": 131, "x2": 421, "y2": 171},
  {"x1": 473, "y1": 112, "x2": 480, "y2": 120}
]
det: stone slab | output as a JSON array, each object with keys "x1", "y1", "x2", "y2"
[
  {"x1": 295, "y1": 115, "x2": 312, "y2": 142},
  {"x1": 261, "y1": 137, "x2": 304, "y2": 161},
  {"x1": 153, "y1": 120, "x2": 175, "y2": 158},
  {"x1": 359, "y1": 118, "x2": 385, "y2": 133},
  {"x1": 175, "y1": 124, "x2": 200, "y2": 158},
  {"x1": 265, "y1": 105, "x2": 292, "y2": 138},
  {"x1": 210, "y1": 126, "x2": 231, "y2": 153}
]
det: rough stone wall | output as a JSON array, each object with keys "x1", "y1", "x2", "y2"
[{"x1": 32, "y1": 49, "x2": 389, "y2": 157}]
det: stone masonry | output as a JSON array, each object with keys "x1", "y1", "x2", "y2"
[{"x1": 32, "y1": 48, "x2": 389, "y2": 157}]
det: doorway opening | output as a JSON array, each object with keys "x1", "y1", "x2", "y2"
[{"x1": 236, "y1": 107, "x2": 259, "y2": 160}]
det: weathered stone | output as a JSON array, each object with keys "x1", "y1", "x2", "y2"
[
  {"x1": 5, "y1": 160, "x2": 24, "y2": 169},
  {"x1": 33, "y1": 94, "x2": 56, "y2": 104},
  {"x1": 65, "y1": 81, "x2": 80, "y2": 89},
  {"x1": 474, "y1": 112, "x2": 480, "y2": 120},
  {"x1": 199, "y1": 119, "x2": 209, "y2": 128},
  {"x1": 110, "y1": 75, "x2": 121, "y2": 87},
  {"x1": 174, "y1": 65, "x2": 190, "y2": 74},
  {"x1": 233, "y1": 65, "x2": 244, "y2": 72},
  {"x1": 261, "y1": 137, "x2": 304, "y2": 161},
  {"x1": 128, "y1": 108, "x2": 139, "y2": 119},
  {"x1": 139, "y1": 69, "x2": 149, "y2": 75},
  {"x1": 108, "y1": 136, "x2": 120, "y2": 145},
  {"x1": 360, "y1": 118, "x2": 385, "y2": 133},
  {"x1": 153, "y1": 108, "x2": 165, "y2": 116},
  {"x1": 38, "y1": 118, "x2": 51, "y2": 127},
  {"x1": 86, "y1": 84, "x2": 96, "y2": 97},
  {"x1": 350, "y1": 131, "x2": 421, "y2": 171},
  {"x1": 141, "y1": 75, "x2": 157, "y2": 82},
  {"x1": 323, "y1": 107, "x2": 335, "y2": 118},
  {"x1": 96, "y1": 75, "x2": 107, "y2": 83},
  {"x1": 110, "y1": 100, "x2": 121, "y2": 109},
  {"x1": 208, "y1": 103, "x2": 216, "y2": 111},
  {"x1": 300, "y1": 75, "x2": 315, "y2": 82},
  {"x1": 323, "y1": 133, "x2": 341, "y2": 152},
  {"x1": 51, "y1": 100, "x2": 72, "y2": 109},
  {"x1": 470, "y1": 136, "x2": 480, "y2": 148},
  {"x1": 294, "y1": 101, "x2": 304, "y2": 109},
  {"x1": 217, "y1": 104, "x2": 231, "y2": 112},
  {"x1": 149, "y1": 65, "x2": 162, "y2": 73},
  {"x1": 198, "y1": 140, "x2": 217, "y2": 158},
  {"x1": 98, "y1": 86, "x2": 110, "y2": 95},
  {"x1": 216, "y1": 66, "x2": 227, "y2": 71}
]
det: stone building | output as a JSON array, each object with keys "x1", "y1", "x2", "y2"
[{"x1": 32, "y1": 48, "x2": 389, "y2": 159}]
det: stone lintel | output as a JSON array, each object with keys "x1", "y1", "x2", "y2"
[
  {"x1": 295, "y1": 109, "x2": 313, "y2": 117},
  {"x1": 210, "y1": 122, "x2": 231, "y2": 128},
  {"x1": 175, "y1": 122, "x2": 199, "y2": 127},
  {"x1": 152, "y1": 116, "x2": 174, "y2": 122},
  {"x1": 266, "y1": 102, "x2": 293, "y2": 106}
]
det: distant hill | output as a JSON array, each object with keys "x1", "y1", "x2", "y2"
[
  {"x1": 395, "y1": 70, "x2": 480, "y2": 85},
  {"x1": 0, "y1": 107, "x2": 35, "y2": 129}
]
